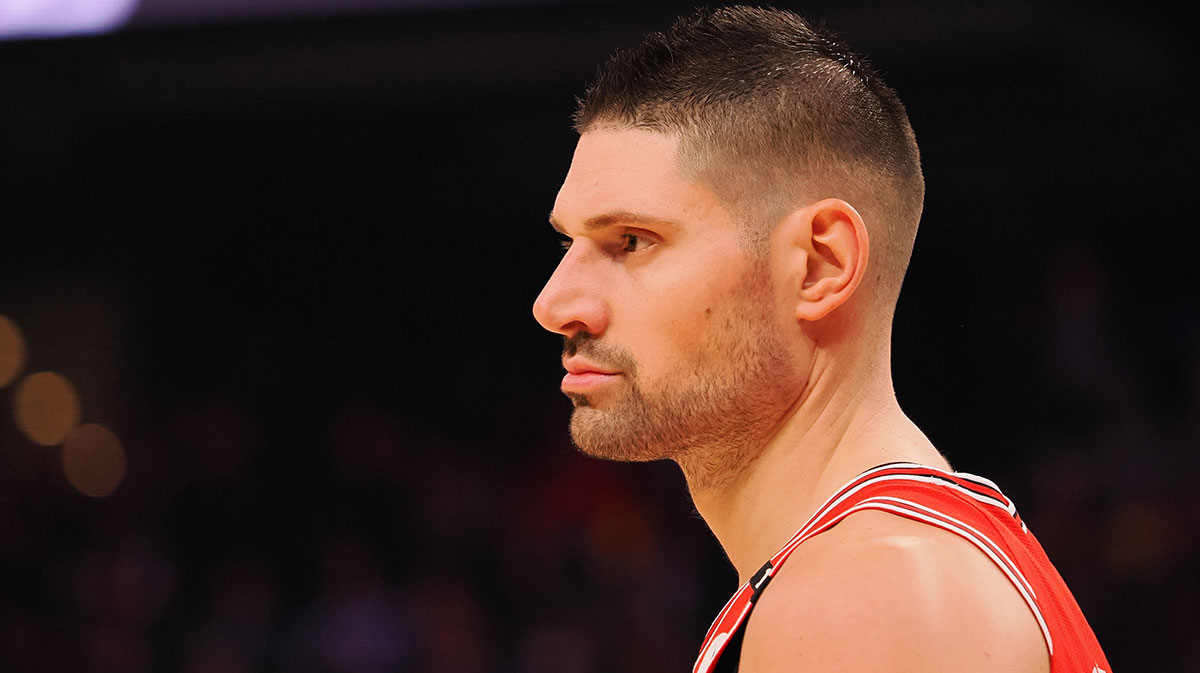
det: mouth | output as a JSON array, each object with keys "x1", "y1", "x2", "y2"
[
  {"x1": 561, "y1": 370, "x2": 621, "y2": 392},
  {"x1": 561, "y1": 358, "x2": 621, "y2": 392}
]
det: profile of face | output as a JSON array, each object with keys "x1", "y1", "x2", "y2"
[{"x1": 533, "y1": 129, "x2": 803, "y2": 471}]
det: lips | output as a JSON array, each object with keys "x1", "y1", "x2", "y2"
[
  {"x1": 561, "y1": 357, "x2": 621, "y2": 392},
  {"x1": 562, "y1": 357, "x2": 618, "y2": 376}
]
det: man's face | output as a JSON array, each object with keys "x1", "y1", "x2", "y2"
[{"x1": 533, "y1": 129, "x2": 801, "y2": 468}]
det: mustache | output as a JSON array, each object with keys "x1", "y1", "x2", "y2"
[{"x1": 563, "y1": 333, "x2": 638, "y2": 375}]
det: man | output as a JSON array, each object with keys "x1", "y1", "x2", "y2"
[{"x1": 533, "y1": 6, "x2": 1109, "y2": 673}]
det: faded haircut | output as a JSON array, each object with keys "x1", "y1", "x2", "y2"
[{"x1": 574, "y1": 5, "x2": 924, "y2": 309}]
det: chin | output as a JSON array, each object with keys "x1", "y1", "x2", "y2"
[{"x1": 568, "y1": 407, "x2": 666, "y2": 463}]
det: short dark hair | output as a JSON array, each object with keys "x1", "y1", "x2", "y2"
[{"x1": 575, "y1": 5, "x2": 924, "y2": 308}]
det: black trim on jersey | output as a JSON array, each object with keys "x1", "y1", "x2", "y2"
[
  {"x1": 712, "y1": 561, "x2": 773, "y2": 673},
  {"x1": 859, "y1": 464, "x2": 1012, "y2": 514},
  {"x1": 712, "y1": 620, "x2": 746, "y2": 673},
  {"x1": 749, "y1": 561, "x2": 773, "y2": 600}
]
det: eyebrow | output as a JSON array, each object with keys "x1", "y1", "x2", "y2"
[{"x1": 548, "y1": 210, "x2": 682, "y2": 234}]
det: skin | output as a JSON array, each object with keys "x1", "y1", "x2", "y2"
[
  {"x1": 537, "y1": 128, "x2": 803, "y2": 489},
  {"x1": 533, "y1": 127, "x2": 1048, "y2": 672}
]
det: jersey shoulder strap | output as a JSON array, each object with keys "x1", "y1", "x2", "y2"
[
  {"x1": 695, "y1": 463, "x2": 971, "y2": 673},
  {"x1": 693, "y1": 463, "x2": 1109, "y2": 673}
]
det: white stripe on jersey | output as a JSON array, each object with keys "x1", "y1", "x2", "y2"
[
  {"x1": 774, "y1": 470, "x2": 1014, "y2": 563},
  {"x1": 844, "y1": 497, "x2": 1054, "y2": 656}
]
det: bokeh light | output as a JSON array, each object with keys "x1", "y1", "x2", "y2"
[
  {"x1": 13, "y1": 371, "x2": 82, "y2": 446},
  {"x1": 61, "y1": 423, "x2": 127, "y2": 498},
  {"x1": 0, "y1": 0, "x2": 139, "y2": 40},
  {"x1": 0, "y1": 314, "x2": 27, "y2": 388}
]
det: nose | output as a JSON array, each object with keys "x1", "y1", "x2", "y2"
[{"x1": 532, "y1": 248, "x2": 611, "y2": 338}]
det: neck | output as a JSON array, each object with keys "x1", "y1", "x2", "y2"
[{"x1": 681, "y1": 349, "x2": 948, "y2": 584}]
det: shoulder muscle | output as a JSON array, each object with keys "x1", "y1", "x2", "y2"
[{"x1": 738, "y1": 510, "x2": 1049, "y2": 673}]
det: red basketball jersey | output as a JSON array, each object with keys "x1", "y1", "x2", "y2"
[{"x1": 694, "y1": 463, "x2": 1110, "y2": 673}]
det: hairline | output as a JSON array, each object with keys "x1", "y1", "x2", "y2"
[{"x1": 579, "y1": 118, "x2": 894, "y2": 256}]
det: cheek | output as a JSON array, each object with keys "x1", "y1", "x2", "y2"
[
  {"x1": 664, "y1": 300, "x2": 748, "y2": 376},
  {"x1": 651, "y1": 270, "x2": 724, "y2": 333},
  {"x1": 625, "y1": 244, "x2": 759, "y2": 376},
  {"x1": 617, "y1": 304, "x2": 713, "y2": 388}
]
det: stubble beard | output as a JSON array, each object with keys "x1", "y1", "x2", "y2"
[{"x1": 565, "y1": 265, "x2": 799, "y2": 490}]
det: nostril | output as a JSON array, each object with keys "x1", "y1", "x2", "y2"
[{"x1": 561, "y1": 324, "x2": 592, "y2": 352}]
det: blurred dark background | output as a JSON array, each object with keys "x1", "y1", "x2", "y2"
[{"x1": 0, "y1": 1, "x2": 1196, "y2": 671}]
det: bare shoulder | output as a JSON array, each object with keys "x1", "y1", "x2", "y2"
[{"x1": 739, "y1": 510, "x2": 1050, "y2": 673}]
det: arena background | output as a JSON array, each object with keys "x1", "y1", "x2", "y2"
[{"x1": 0, "y1": 1, "x2": 1195, "y2": 670}]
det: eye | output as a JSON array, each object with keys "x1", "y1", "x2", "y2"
[{"x1": 620, "y1": 233, "x2": 652, "y2": 253}]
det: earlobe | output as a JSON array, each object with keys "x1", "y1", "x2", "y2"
[{"x1": 792, "y1": 198, "x2": 869, "y2": 322}]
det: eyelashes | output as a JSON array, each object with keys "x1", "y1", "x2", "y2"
[
  {"x1": 554, "y1": 232, "x2": 657, "y2": 257},
  {"x1": 620, "y1": 233, "x2": 650, "y2": 253}
]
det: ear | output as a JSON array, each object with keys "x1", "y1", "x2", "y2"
[{"x1": 779, "y1": 198, "x2": 869, "y2": 322}]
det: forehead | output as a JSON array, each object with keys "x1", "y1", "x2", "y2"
[{"x1": 552, "y1": 128, "x2": 731, "y2": 230}]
